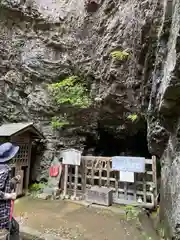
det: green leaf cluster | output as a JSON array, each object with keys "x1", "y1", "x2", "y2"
[
  {"x1": 48, "y1": 76, "x2": 91, "y2": 108},
  {"x1": 29, "y1": 182, "x2": 47, "y2": 192},
  {"x1": 51, "y1": 116, "x2": 69, "y2": 130},
  {"x1": 125, "y1": 205, "x2": 139, "y2": 220},
  {"x1": 110, "y1": 50, "x2": 129, "y2": 61},
  {"x1": 127, "y1": 113, "x2": 138, "y2": 122}
]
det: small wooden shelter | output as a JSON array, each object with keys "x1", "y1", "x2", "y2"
[{"x1": 0, "y1": 122, "x2": 44, "y2": 196}]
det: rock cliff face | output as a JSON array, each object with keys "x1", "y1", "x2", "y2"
[
  {"x1": 0, "y1": 0, "x2": 180, "y2": 237},
  {"x1": 148, "y1": 0, "x2": 180, "y2": 238}
]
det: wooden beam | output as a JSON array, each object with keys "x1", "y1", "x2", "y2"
[
  {"x1": 63, "y1": 164, "x2": 68, "y2": 196},
  {"x1": 73, "y1": 165, "x2": 79, "y2": 198}
]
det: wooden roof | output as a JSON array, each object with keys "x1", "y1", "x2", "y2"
[{"x1": 0, "y1": 122, "x2": 44, "y2": 138}]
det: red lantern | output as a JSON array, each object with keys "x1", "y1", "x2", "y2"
[{"x1": 49, "y1": 166, "x2": 59, "y2": 177}]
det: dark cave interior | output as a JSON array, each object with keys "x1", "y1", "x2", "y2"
[{"x1": 84, "y1": 120, "x2": 151, "y2": 158}]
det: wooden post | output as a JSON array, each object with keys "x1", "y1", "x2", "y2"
[
  {"x1": 25, "y1": 140, "x2": 32, "y2": 192},
  {"x1": 124, "y1": 181, "x2": 128, "y2": 200},
  {"x1": 152, "y1": 155, "x2": 157, "y2": 206},
  {"x1": 91, "y1": 159, "x2": 94, "y2": 186},
  {"x1": 107, "y1": 160, "x2": 110, "y2": 187},
  {"x1": 143, "y1": 172, "x2": 147, "y2": 203},
  {"x1": 134, "y1": 173, "x2": 137, "y2": 201},
  {"x1": 99, "y1": 162, "x2": 102, "y2": 187},
  {"x1": 16, "y1": 170, "x2": 24, "y2": 196},
  {"x1": 115, "y1": 171, "x2": 119, "y2": 199},
  {"x1": 81, "y1": 159, "x2": 86, "y2": 196},
  {"x1": 63, "y1": 164, "x2": 68, "y2": 197},
  {"x1": 74, "y1": 165, "x2": 78, "y2": 198},
  {"x1": 69, "y1": 166, "x2": 72, "y2": 190}
]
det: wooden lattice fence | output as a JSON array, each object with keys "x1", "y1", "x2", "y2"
[{"x1": 64, "y1": 156, "x2": 157, "y2": 208}]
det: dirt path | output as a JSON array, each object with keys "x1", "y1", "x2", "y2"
[{"x1": 14, "y1": 197, "x2": 159, "y2": 240}]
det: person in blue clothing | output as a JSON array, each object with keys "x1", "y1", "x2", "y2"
[{"x1": 0, "y1": 142, "x2": 21, "y2": 240}]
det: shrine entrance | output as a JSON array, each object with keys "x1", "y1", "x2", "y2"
[{"x1": 0, "y1": 122, "x2": 44, "y2": 196}]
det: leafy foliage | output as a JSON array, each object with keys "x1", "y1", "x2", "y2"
[
  {"x1": 127, "y1": 113, "x2": 138, "y2": 122},
  {"x1": 110, "y1": 50, "x2": 129, "y2": 61},
  {"x1": 125, "y1": 205, "x2": 139, "y2": 220},
  {"x1": 124, "y1": 205, "x2": 152, "y2": 240},
  {"x1": 48, "y1": 76, "x2": 92, "y2": 108},
  {"x1": 29, "y1": 182, "x2": 47, "y2": 192},
  {"x1": 51, "y1": 116, "x2": 69, "y2": 130}
]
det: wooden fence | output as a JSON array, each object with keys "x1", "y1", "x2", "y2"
[{"x1": 63, "y1": 155, "x2": 157, "y2": 208}]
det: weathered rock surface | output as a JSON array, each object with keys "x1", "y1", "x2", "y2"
[
  {"x1": 0, "y1": 0, "x2": 180, "y2": 237},
  {"x1": 146, "y1": 0, "x2": 180, "y2": 238},
  {"x1": 0, "y1": 0, "x2": 160, "y2": 178}
]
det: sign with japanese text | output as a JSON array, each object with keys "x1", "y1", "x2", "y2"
[{"x1": 112, "y1": 156, "x2": 145, "y2": 173}]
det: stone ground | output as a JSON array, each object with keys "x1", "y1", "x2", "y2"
[{"x1": 14, "y1": 197, "x2": 159, "y2": 240}]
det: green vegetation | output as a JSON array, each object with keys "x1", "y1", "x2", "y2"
[
  {"x1": 48, "y1": 75, "x2": 92, "y2": 130},
  {"x1": 127, "y1": 113, "x2": 138, "y2": 122},
  {"x1": 29, "y1": 182, "x2": 47, "y2": 192},
  {"x1": 125, "y1": 205, "x2": 140, "y2": 220},
  {"x1": 51, "y1": 116, "x2": 69, "y2": 130},
  {"x1": 124, "y1": 206, "x2": 152, "y2": 240},
  {"x1": 110, "y1": 50, "x2": 129, "y2": 61},
  {"x1": 48, "y1": 75, "x2": 92, "y2": 108}
]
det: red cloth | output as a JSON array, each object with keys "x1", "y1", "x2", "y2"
[{"x1": 49, "y1": 166, "x2": 59, "y2": 177}]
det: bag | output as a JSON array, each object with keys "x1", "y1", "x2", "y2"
[{"x1": 6, "y1": 217, "x2": 20, "y2": 240}]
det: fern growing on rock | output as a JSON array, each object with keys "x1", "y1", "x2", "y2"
[{"x1": 110, "y1": 50, "x2": 129, "y2": 61}]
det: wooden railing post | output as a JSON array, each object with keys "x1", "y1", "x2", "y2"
[
  {"x1": 73, "y1": 165, "x2": 78, "y2": 198},
  {"x1": 152, "y1": 155, "x2": 157, "y2": 206},
  {"x1": 63, "y1": 164, "x2": 68, "y2": 197}
]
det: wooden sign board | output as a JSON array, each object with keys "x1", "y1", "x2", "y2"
[
  {"x1": 112, "y1": 156, "x2": 145, "y2": 173},
  {"x1": 120, "y1": 171, "x2": 134, "y2": 183},
  {"x1": 61, "y1": 149, "x2": 81, "y2": 166}
]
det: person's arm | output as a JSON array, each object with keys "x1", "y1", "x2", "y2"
[
  {"x1": 0, "y1": 190, "x2": 16, "y2": 200},
  {"x1": 10, "y1": 175, "x2": 21, "y2": 190}
]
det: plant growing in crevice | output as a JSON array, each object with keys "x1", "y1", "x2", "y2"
[
  {"x1": 48, "y1": 75, "x2": 92, "y2": 129},
  {"x1": 48, "y1": 75, "x2": 92, "y2": 108},
  {"x1": 51, "y1": 116, "x2": 69, "y2": 130},
  {"x1": 127, "y1": 113, "x2": 139, "y2": 122},
  {"x1": 110, "y1": 50, "x2": 129, "y2": 61}
]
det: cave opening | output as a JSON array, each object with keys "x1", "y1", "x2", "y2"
[{"x1": 84, "y1": 120, "x2": 151, "y2": 158}]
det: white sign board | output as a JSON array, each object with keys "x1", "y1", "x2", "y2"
[
  {"x1": 112, "y1": 156, "x2": 145, "y2": 173},
  {"x1": 61, "y1": 149, "x2": 81, "y2": 166},
  {"x1": 120, "y1": 171, "x2": 134, "y2": 183}
]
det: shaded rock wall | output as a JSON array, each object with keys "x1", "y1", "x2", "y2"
[{"x1": 147, "y1": 0, "x2": 180, "y2": 238}]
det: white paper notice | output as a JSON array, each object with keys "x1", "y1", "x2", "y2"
[
  {"x1": 120, "y1": 171, "x2": 134, "y2": 183},
  {"x1": 61, "y1": 149, "x2": 81, "y2": 166}
]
